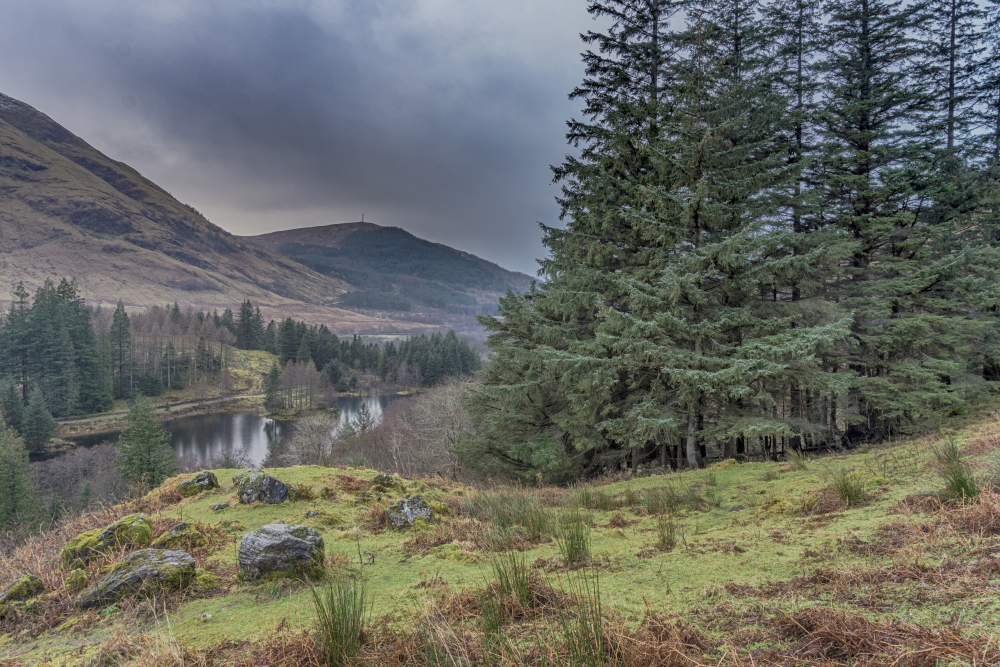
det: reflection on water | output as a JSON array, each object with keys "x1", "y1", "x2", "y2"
[
  {"x1": 332, "y1": 394, "x2": 403, "y2": 436},
  {"x1": 62, "y1": 395, "x2": 403, "y2": 467},
  {"x1": 66, "y1": 412, "x2": 284, "y2": 468},
  {"x1": 170, "y1": 412, "x2": 284, "y2": 467}
]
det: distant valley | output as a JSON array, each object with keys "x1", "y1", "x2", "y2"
[{"x1": 0, "y1": 92, "x2": 530, "y2": 335}]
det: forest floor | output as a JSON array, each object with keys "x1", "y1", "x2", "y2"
[{"x1": 3, "y1": 401, "x2": 1000, "y2": 666}]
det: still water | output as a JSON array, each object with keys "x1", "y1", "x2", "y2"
[{"x1": 63, "y1": 394, "x2": 404, "y2": 467}]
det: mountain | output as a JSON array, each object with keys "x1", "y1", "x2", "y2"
[
  {"x1": 0, "y1": 92, "x2": 529, "y2": 334},
  {"x1": 243, "y1": 222, "x2": 533, "y2": 317}
]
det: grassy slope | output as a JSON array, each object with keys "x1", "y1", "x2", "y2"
[{"x1": 3, "y1": 405, "x2": 1000, "y2": 665}]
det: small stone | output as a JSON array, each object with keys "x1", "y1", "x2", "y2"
[
  {"x1": 152, "y1": 523, "x2": 207, "y2": 550},
  {"x1": 211, "y1": 503, "x2": 230, "y2": 513},
  {"x1": 199, "y1": 612, "x2": 213, "y2": 622},
  {"x1": 60, "y1": 513, "x2": 152, "y2": 566},
  {"x1": 237, "y1": 524, "x2": 324, "y2": 582},
  {"x1": 385, "y1": 496, "x2": 432, "y2": 529},
  {"x1": 237, "y1": 472, "x2": 290, "y2": 505},
  {"x1": 176, "y1": 471, "x2": 220, "y2": 497},
  {"x1": 74, "y1": 549, "x2": 195, "y2": 609},
  {"x1": 0, "y1": 575, "x2": 44, "y2": 604},
  {"x1": 304, "y1": 510, "x2": 321, "y2": 519}
]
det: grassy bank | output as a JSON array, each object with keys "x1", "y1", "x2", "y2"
[{"x1": 3, "y1": 408, "x2": 1000, "y2": 665}]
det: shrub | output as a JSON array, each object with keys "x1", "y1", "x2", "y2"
[
  {"x1": 831, "y1": 470, "x2": 867, "y2": 507},
  {"x1": 556, "y1": 508, "x2": 592, "y2": 565},
  {"x1": 312, "y1": 576, "x2": 369, "y2": 667}
]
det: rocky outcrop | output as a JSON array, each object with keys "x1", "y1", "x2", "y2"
[
  {"x1": 74, "y1": 549, "x2": 195, "y2": 609},
  {"x1": 385, "y1": 496, "x2": 431, "y2": 529},
  {"x1": 237, "y1": 524, "x2": 324, "y2": 582},
  {"x1": 237, "y1": 472, "x2": 290, "y2": 505},
  {"x1": 60, "y1": 513, "x2": 152, "y2": 566},
  {"x1": 152, "y1": 523, "x2": 207, "y2": 550},
  {"x1": 176, "y1": 471, "x2": 220, "y2": 497}
]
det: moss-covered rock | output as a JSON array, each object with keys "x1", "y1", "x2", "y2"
[
  {"x1": 237, "y1": 524, "x2": 324, "y2": 582},
  {"x1": 386, "y1": 496, "x2": 432, "y2": 529},
  {"x1": 0, "y1": 575, "x2": 45, "y2": 604},
  {"x1": 65, "y1": 569, "x2": 88, "y2": 593},
  {"x1": 237, "y1": 472, "x2": 290, "y2": 505},
  {"x1": 372, "y1": 473, "x2": 405, "y2": 494},
  {"x1": 210, "y1": 503, "x2": 230, "y2": 513},
  {"x1": 152, "y1": 522, "x2": 207, "y2": 550},
  {"x1": 176, "y1": 471, "x2": 220, "y2": 497},
  {"x1": 74, "y1": 549, "x2": 195, "y2": 610},
  {"x1": 59, "y1": 513, "x2": 152, "y2": 566}
]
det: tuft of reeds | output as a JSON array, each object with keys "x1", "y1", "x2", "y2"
[
  {"x1": 654, "y1": 513, "x2": 676, "y2": 551},
  {"x1": 489, "y1": 549, "x2": 533, "y2": 609},
  {"x1": 463, "y1": 488, "x2": 551, "y2": 539},
  {"x1": 831, "y1": 470, "x2": 868, "y2": 507},
  {"x1": 555, "y1": 508, "x2": 592, "y2": 565},
  {"x1": 552, "y1": 569, "x2": 617, "y2": 667},
  {"x1": 787, "y1": 449, "x2": 809, "y2": 471},
  {"x1": 311, "y1": 575, "x2": 370, "y2": 667},
  {"x1": 933, "y1": 437, "x2": 978, "y2": 502}
]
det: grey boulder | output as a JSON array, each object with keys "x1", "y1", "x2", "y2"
[
  {"x1": 75, "y1": 549, "x2": 195, "y2": 609},
  {"x1": 238, "y1": 524, "x2": 324, "y2": 582},
  {"x1": 385, "y1": 496, "x2": 431, "y2": 529},
  {"x1": 177, "y1": 471, "x2": 220, "y2": 497},
  {"x1": 237, "y1": 472, "x2": 290, "y2": 505}
]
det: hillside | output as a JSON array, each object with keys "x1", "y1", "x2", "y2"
[
  {"x1": 0, "y1": 93, "x2": 432, "y2": 333},
  {"x1": 244, "y1": 222, "x2": 533, "y2": 317},
  {"x1": 3, "y1": 408, "x2": 1000, "y2": 665}
]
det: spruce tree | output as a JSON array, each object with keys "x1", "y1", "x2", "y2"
[
  {"x1": 115, "y1": 395, "x2": 177, "y2": 488},
  {"x1": 0, "y1": 424, "x2": 41, "y2": 530},
  {"x1": 815, "y1": 0, "x2": 988, "y2": 439},
  {"x1": 264, "y1": 362, "x2": 283, "y2": 412},
  {"x1": 110, "y1": 300, "x2": 131, "y2": 399},
  {"x1": 21, "y1": 386, "x2": 55, "y2": 454},
  {"x1": 0, "y1": 381, "x2": 24, "y2": 434},
  {"x1": 977, "y1": 0, "x2": 1000, "y2": 164}
]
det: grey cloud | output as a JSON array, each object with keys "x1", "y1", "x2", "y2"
[{"x1": 0, "y1": 0, "x2": 597, "y2": 274}]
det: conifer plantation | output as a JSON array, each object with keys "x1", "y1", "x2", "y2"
[{"x1": 464, "y1": 0, "x2": 1000, "y2": 481}]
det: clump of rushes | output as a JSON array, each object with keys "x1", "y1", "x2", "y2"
[
  {"x1": 934, "y1": 437, "x2": 978, "y2": 502},
  {"x1": 463, "y1": 487, "x2": 551, "y2": 539},
  {"x1": 655, "y1": 513, "x2": 676, "y2": 551},
  {"x1": 556, "y1": 508, "x2": 592, "y2": 565},
  {"x1": 312, "y1": 576, "x2": 370, "y2": 667},
  {"x1": 643, "y1": 486, "x2": 679, "y2": 515},
  {"x1": 787, "y1": 449, "x2": 809, "y2": 471},
  {"x1": 490, "y1": 549, "x2": 533, "y2": 609},
  {"x1": 554, "y1": 569, "x2": 614, "y2": 667},
  {"x1": 831, "y1": 470, "x2": 868, "y2": 507},
  {"x1": 595, "y1": 491, "x2": 618, "y2": 512}
]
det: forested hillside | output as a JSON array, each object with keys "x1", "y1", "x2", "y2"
[{"x1": 465, "y1": 0, "x2": 1000, "y2": 482}]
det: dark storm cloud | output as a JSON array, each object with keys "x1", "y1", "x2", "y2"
[{"x1": 0, "y1": 0, "x2": 595, "y2": 274}]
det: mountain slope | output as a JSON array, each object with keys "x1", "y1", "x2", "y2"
[
  {"x1": 244, "y1": 222, "x2": 533, "y2": 314},
  {"x1": 0, "y1": 92, "x2": 367, "y2": 324}
]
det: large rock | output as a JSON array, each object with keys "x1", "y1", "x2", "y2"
[
  {"x1": 0, "y1": 575, "x2": 44, "y2": 603},
  {"x1": 385, "y1": 496, "x2": 432, "y2": 529},
  {"x1": 60, "y1": 513, "x2": 152, "y2": 566},
  {"x1": 237, "y1": 524, "x2": 324, "y2": 582},
  {"x1": 152, "y1": 522, "x2": 207, "y2": 550},
  {"x1": 74, "y1": 549, "x2": 195, "y2": 609},
  {"x1": 237, "y1": 472, "x2": 290, "y2": 505},
  {"x1": 176, "y1": 471, "x2": 220, "y2": 497}
]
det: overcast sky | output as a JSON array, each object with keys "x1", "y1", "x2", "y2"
[{"x1": 0, "y1": 0, "x2": 599, "y2": 275}]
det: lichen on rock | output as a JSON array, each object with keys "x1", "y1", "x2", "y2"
[
  {"x1": 237, "y1": 524, "x2": 324, "y2": 582},
  {"x1": 385, "y1": 495, "x2": 432, "y2": 529},
  {"x1": 60, "y1": 513, "x2": 152, "y2": 566},
  {"x1": 176, "y1": 471, "x2": 220, "y2": 497},
  {"x1": 74, "y1": 549, "x2": 195, "y2": 609},
  {"x1": 237, "y1": 472, "x2": 290, "y2": 505},
  {"x1": 152, "y1": 522, "x2": 207, "y2": 550}
]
